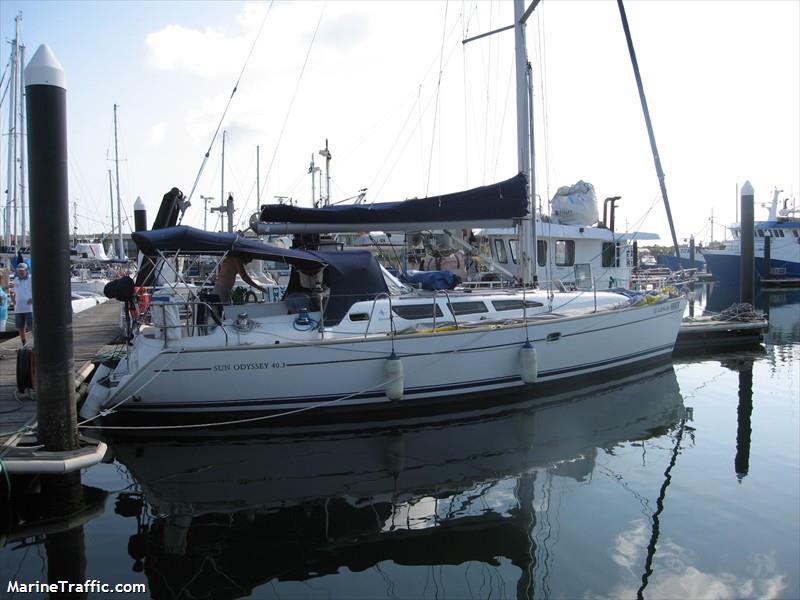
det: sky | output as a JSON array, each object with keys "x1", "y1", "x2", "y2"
[{"x1": 1, "y1": 0, "x2": 798, "y2": 246}]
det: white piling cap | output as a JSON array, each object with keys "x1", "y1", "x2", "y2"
[
  {"x1": 741, "y1": 181, "x2": 754, "y2": 196},
  {"x1": 25, "y1": 44, "x2": 66, "y2": 90},
  {"x1": 134, "y1": 196, "x2": 145, "y2": 210}
]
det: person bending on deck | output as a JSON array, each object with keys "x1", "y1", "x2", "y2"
[{"x1": 213, "y1": 252, "x2": 268, "y2": 304}]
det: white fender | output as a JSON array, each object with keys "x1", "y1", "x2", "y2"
[
  {"x1": 78, "y1": 364, "x2": 113, "y2": 420},
  {"x1": 384, "y1": 353, "x2": 404, "y2": 401},
  {"x1": 519, "y1": 342, "x2": 538, "y2": 383}
]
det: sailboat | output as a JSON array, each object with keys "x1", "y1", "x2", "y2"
[{"x1": 79, "y1": 0, "x2": 686, "y2": 424}]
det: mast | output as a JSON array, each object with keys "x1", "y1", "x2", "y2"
[
  {"x1": 7, "y1": 15, "x2": 21, "y2": 248},
  {"x1": 617, "y1": 0, "x2": 680, "y2": 260},
  {"x1": 107, "y1": 169, "x2": 115, "y2": 255},
  {"x1": 113, "y1": 104, "x2": 125, "y2": 258},
  {"x1": 221, "y1": 130, "x2": 226, "y2": 230},
  {"x1": 4, "y1": 30, "x2": 15, "y2": 246},
  {"x1": 514, "y1": 0, "x2": 535, "y2": 285},
  {"x1": 256, "y1": 144, "x2": 261, "y2": 208},
  {"x1": 319, "y1": 139, "x2": 332, "y2": 207},
  {"x1": 73, "y1": 200, "x2": 78, "y2": 247},
  {"x1": 461, "y1": 1, "x2": 539, "y2": 285},
  {"x1": 309, "y1": 153, "x2": 319, "y2": 207},
  {"x1": 19, "y1": 42, "x2": 27, "y2": 249}
]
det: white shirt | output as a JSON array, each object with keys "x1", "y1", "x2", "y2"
[{"x1": 13, "y1": 275, "x2": 33, "y2": 314}]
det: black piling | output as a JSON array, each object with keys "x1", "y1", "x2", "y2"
[
  {"x1": 763, "y1": 233, "x2": 772, "y2": 281},
  {"x1": 134, "y1": 196, "x2": 147, "y2": 233},
  {"x1": 734, "y1": 360, "x2": 754, "y2": 480},
  {"x1": 25, "y1": 45, "x2": 77, "y2": 451},
  {"x1": 739, "y1": 181, "x2": 755, "y2": 305}
]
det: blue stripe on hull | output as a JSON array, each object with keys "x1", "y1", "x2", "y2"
[{"x1": 704, "y1": 253, "x2": 800, "y2": 284}]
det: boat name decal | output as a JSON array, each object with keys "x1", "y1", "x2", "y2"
[
  {"x1": 654, "y1": 301, "x2": 680, "y2": 314},
  {"x1": 212, "y1": 361, "x2": 286, "y2": 372}
]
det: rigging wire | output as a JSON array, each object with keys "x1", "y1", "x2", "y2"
[
  {"x1": 371, "y1": 15, "x2": 465, "y2": 202},
  {"x1": 480, "y1": 1, "x2": 493, "y2": 183},
  {"x1": 258, "y1": 4, "x2": 325, "y2": 205},
  {"x1": 424, "y1": 0, "x2": 450, "y2": 197},
  {"x1": 182, "y1": 0, "x2": 275, "y2": 214}
]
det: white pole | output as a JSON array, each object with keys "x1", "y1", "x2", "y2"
[
  {"x1": 113, "y1": 104, "x2": 124, "y2": 258},
  {"x1": 19, "y1": 43, "x2": 28, "y2": 250},
  {"x1": 310, "y1": 154, "x2": 316, "y2": 207},
  {"x1": 514, "y1": 0, "x2": 534, "y2": 285},
  {"x1": 4, "y1": 33, "x2": 17, "y2": 246},
  {"x1": 256, "y1": 144, "x2": 261, "y2": 207},
  {"x1": 325, "y1": 140, "x2": 331, "y2": 207},
  {"x1": 10, "y1": 16, "x2": 20, "y2": 248},
  {"x1": 221, "y1": 130, "x2": 226, "y2": 231},
  {"x1": 108, "y1": 169, "x2": 115, "y2": 255}
]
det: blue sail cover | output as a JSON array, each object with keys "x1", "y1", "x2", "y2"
[
  {"x1": 258, "y1": 173, "x2": 528, "y2": 230},
  {"x1": 131, "y1": 226, "x2": 327, "y2": 271}
]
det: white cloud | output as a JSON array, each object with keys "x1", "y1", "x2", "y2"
[
  {"x1": 608, "y1": 522, "x2": 788, "y2": 600},
  {"x1": 145, "y1": 24, "x2": 242, "y2": 77},
  {"x1": 613, "y1": 519, "x2": 649, "y2": 571},
  {"x1": 148, "y1": 121, "x2": 168, "y2": 145}
]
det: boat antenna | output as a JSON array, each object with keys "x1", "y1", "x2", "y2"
[{"x1": 181, "y1": 1, "x2": 274, "y2": 220}]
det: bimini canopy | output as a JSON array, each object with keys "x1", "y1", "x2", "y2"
[
  {"x1": 255, "y1": 173, "x2": 528, "y2": 234},
  {"x1": 132, "y1": 225, "x2": 327, "y2": 271},
  {"x1": 284, "y1": 249, "x2": 389, "y2": 326}
]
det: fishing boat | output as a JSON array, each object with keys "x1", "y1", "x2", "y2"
[{"x1": 703, "y1": 188, "x2": 800, "y2": 285}]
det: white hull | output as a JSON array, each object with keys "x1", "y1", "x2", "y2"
[{"x1": 84, "y1": 295, "x2": 685, "y2": 419}]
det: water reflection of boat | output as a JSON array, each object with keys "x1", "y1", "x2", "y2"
[
  {"x1": 762, "y1": 290, "x2": 800, "y2": 345},
  {"x1": 107, "y1": 365, "x2": 686, "y2": 598}
]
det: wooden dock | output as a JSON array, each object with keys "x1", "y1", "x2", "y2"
[{"x1": 0, "y1": 300, "x2": 122, "y2": 449}]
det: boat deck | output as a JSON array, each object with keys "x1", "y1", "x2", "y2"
[{"x1": 0, "y1": 300, "x2": 122, "y2": 452}]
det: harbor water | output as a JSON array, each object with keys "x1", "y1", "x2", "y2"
[{"x1": 1, "y1": 287, "x2": 798, "y2": 599}]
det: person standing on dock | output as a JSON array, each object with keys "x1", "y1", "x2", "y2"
[
  {"x1": 11, "y1": 262, "x2": 33, "y2": 345},
  {"x1": 0, "y1": 271, "x2": 9, "y2": 332}
]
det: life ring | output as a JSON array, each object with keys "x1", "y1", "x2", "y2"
[{"x1": 129, "y1": 287, "x2": 151, "y2": 320}]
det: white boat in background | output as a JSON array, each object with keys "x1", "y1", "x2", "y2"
[{"x1": 71, "y1": 290, "x2": 108, "y2": 314}]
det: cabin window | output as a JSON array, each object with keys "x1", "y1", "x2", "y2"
[
  {"x1": 733, "y1": 230, "x2": 740, "y2": 239},
  {"x1": 494, "y1": 240, "x2": 509, "y2": 264},
  {"x1": 757, "y1": 230, "x2": 764, "y2": 237},
  {"x1": 602, "y1": 242, "x2": 617, "y2": 268},
  {"x1": 509, "y1": 240, "x2": 518, "y2": 264},
  {"x1": 392, "y1": 304, "x2": 444, "y2": 320},
  {"x1": 793, "y1": 230, "x2": 799, "y2": 238},
  {"x1": 555, "y1": 240, "x2": 575, "y2": 266},
  {"x1": 348, "y1": 312, "x2": 370, "y2": 322},
  {"x1": 537, "y1": 240, "x2": 547, "y2": 266},
  {"x1": 778, "y1": 229, "x2": 785, "y2": 237},
  {"x1": 492, "y1": 299, "x2": 544, "y2": 311},
  {"x1": 450, "y1": 301, "x2": 489, "y2": 315}
]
